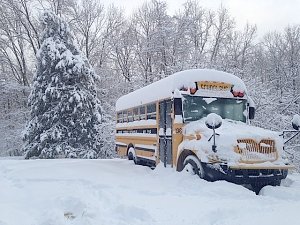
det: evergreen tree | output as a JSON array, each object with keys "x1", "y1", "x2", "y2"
[{"x1": 22, "y1": 11, "x2": 106, "y2": 159}]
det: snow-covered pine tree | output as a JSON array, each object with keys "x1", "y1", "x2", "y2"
[{"x1": 23, "y1": 11, "x2": 107, "y2": 159}]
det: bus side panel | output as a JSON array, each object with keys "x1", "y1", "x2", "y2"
[
  {"x1": 117, "y1": 146, "x2": 127, "y2": 156},
  {"x1": 135, "y1": 149, "x2": 155, "y2": 158},
  {"x1": 116, "y1": 135, "x2": 157, "y2": 158},
  {"x1": 172, "y1": 123, "x2": 183, "y2": 168}
]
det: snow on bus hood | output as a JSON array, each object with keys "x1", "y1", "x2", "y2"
[{"x1": 179, "y1": 118, "x2": 284, "y2": 164}]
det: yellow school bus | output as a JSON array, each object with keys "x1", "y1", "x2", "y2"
[{"x1": 115, "y1": 69, "x2": 292, "y2": 193}]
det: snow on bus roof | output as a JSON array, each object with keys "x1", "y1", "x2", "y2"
[{"x1": 116, "y1": 69, "x2": 247, "y2": 111}]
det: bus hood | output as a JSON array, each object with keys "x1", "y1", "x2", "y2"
[{"x1": 179, "y1": 118, "x2": 286, "y2": 165}]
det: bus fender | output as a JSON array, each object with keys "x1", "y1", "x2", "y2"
[{"x1": 176, "y1": 149, "x2": 201, "y2": 172}]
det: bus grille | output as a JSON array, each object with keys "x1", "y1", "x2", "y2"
[{"x1": 236, "y1": 139, "x2": 278, "y2": 162}]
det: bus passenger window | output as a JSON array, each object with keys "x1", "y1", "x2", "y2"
[
  {"x1": 140, "y1": 106, "x2": 146, "y2": 120},
  {"x1": 133, "y1": 108, "x2": 139, "y2": 121},
  {"x1": 147, "y1": 103, "x2": 156, "y2": 120},
  {"x1": 123, "y1": 111, "x2": 128, "y2": 123},
  {"x1": 117, "y1": 112, "x2": 123, "y2": 123},
  {"x1": 128, "y1": 110, "x2": 133, "y2": 122}
]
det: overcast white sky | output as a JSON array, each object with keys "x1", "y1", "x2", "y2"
[{"x1": 106, "y1": 0, "x2": 300, "y2": 37}]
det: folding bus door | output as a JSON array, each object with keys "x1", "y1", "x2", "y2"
[{"x1": 159, "y1": 100, "x2": 172, "y2": 167}]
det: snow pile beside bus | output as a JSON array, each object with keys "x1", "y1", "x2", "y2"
[
  {"x1": 0, "y1": 159, "x2": 300, "y2": 225},
  {"x1": 179, "y1": 117, "x2": 285, "y2": 165}
]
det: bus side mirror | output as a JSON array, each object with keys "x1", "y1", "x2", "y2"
[
  {"x1": 205, "y1": 113, "x2": 222, "y2": 130},
  {"x1": 249, "y1": 107, "x2": 255, "y2": 120},
  {"x1": 205, "y1": 113, "x2": 222, "y2": 153},
  {"x1": 292, "y1": 114, "x2": 300, "y2": 130}
]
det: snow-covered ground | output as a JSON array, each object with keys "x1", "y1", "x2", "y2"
[{"x1": 0, "y1": 158, "x2": 300, "y2": 225}]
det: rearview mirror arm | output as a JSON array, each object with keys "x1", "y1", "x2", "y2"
[
  {"x1": 208, "y1": 127, "x2": 218, "y2": 152},
  {"x1": 283, "y1": 130, "x2": 300, "y2": 145}
]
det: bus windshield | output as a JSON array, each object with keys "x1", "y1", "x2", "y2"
[{"x1": 182, "y1": 95, "x2": 247, "y2": 123}]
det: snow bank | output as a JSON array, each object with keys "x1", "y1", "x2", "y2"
[
  {"x1": 0, "y1": 159, "x2": 299, "y2": 225},
  {"x1": 116, "y1": 69, "x2": 247, "y2": 111}
]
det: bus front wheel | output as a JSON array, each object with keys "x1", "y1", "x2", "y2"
[{"x1": 183, "y1": 155, "x2": 205, "y2": 179}]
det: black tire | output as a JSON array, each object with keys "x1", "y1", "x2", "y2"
[
  {"x1": 252, "y1": 180, "x2": 281, "y2": 195},
  {"x1": 251, "y1": 184, "x2": 264, "y2": 195},
  {"x1": 183, "y1": 155, "x2": 205, "y2": 179},
  {"x1": 128, "y1": 152, "x2": 133, "y2": 160},
  {"x1": 127, "y1": 147, "x2": 135, "y2": 161},
  {"x1": 127, "y1": 147, "x2": 139, "y2": 165}
]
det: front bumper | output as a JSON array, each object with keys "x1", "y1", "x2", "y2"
[{"x1": 203, "y1": 163, "x2": 289, "y2": 185}]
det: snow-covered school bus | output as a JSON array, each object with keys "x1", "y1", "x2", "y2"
[{"x1": 115, "y1": 69, "x2": 293, "y2": 192}]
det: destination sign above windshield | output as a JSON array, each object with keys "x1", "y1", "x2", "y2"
[{"x1": 197, "y1": 81, "x2": 232, "y2": 91}]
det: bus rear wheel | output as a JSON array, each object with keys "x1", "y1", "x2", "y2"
[
  {"x1": 183, "y1": 155, "x2": 205, "y2": 179},
  {"x1": 128, "y1": 147, "x2": 135, "y2": 161},
  {"x1": 128, "y1": 147, "x2": 139, "y2": 165}
]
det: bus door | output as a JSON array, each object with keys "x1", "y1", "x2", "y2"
[{"x1": 159, "y1": 100, "x2": 172, "y2": 167}]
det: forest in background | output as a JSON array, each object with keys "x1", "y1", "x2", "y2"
[{"x1": 0, "y1": 0, "x2": 299, "y2": 165}]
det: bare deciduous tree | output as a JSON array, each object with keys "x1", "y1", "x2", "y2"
[
  {"x1": 0, "y1": 0, "x2": 31, "y2": 85},
  {"x1": 210, "y1": 6, "x2": 235, "y2": 63},
  {"x1": 68, "y1": 0, "x2": 105, "y2": 62}
]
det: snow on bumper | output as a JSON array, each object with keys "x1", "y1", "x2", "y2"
[{"x1": 228, "y1": 163, "x2": 294, "y2": 170}]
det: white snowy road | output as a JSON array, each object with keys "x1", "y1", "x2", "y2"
[{"x1": 0, "y1": 158, "x2": 300, "y2": 225}]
